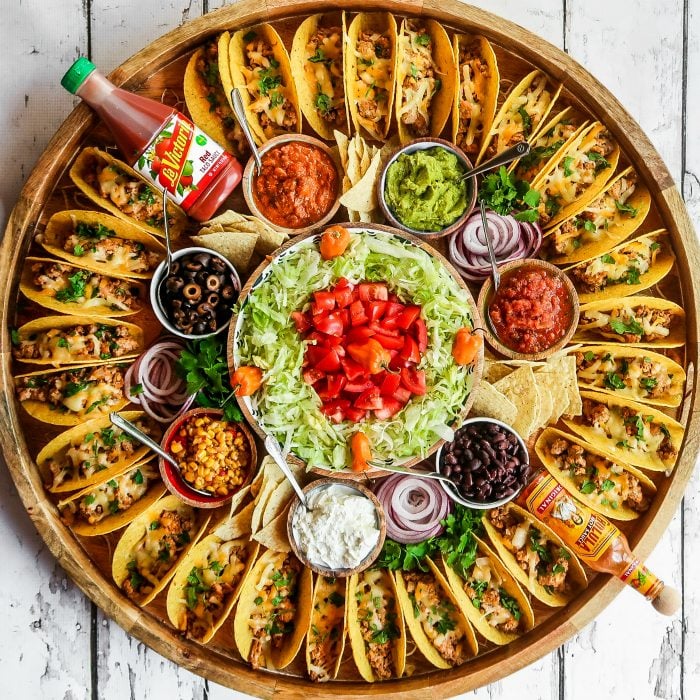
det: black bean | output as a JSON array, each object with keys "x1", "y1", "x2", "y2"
[{"x1": 443, "y1": 466, "x2": 452, "y2": 477}]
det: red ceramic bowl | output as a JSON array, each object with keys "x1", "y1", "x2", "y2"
[{"x1": 159, "y1": 407, "x2": 257, "y2": 508}]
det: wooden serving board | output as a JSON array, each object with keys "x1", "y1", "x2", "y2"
[{"x1": 1, "y1": 1, "x2": 699, "y2": 697}]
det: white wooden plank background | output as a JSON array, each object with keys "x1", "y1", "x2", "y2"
[{"x1": 0, "y1": 1, "x2": 698, "y2": 698}]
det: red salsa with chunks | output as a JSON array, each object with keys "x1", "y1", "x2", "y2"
[
  {"x1": 253, "y1": 142, "x2": 338, "y2": 229},
  {"x1": 488, "y1": 266, "x2": 573, "y2": 354},
  {"x1": 291, "y1": 279, "x2": 428, "y2": 424}
]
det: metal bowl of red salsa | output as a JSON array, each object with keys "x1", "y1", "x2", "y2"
[
  {"x1": 242, "y1": 134, "x2": 341, "y2": 235},
  {"x1": 477, "y1": 259, "x2": 579, "y2": 360}
]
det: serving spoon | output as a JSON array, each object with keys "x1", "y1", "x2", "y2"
[
  {"x1": 264, "y1": 435, "x2": 311, "y2": 511},
  {"x1": 480, "y1": 199, "x2": 501, "y2": 291},
  {"x1": 155, "y1": 188, "x2": 175, "y2": 307},
  {"x1": 368, "y1": 459, "x2": 456, "y2": 486},
  {"x1": 458, "y1": 140, "x2": 531, "y2": 182},
  {"x1": 231, "y1": 87, "x2": 262, "y2": 175}
]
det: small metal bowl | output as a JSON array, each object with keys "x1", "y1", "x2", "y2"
[
  {"x1": 158, "y1": 408, "x2": 257, "y2": 509},
  {"x1": 287, "y1": 478, "x2": 386, "y2": 577},
  {"x1": 377, "y1": 137, "x2": 478, "y2": 240},
  {"x1": 477, "y1": 258, "x2": 580, "y2": 361},
  {"x1": 242, "y1": 133, "x2": 342, "y2": 237},
  {"x1": 435, "y1": 417, "x2": 529, "y2": 509},
  {"x1": 150, "y1": 246, "x2": 241, "y2": 341}
]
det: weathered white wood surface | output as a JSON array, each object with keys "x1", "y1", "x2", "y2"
[{"x1": 0, "y1": 1, "x2": 698, "y2": 698}]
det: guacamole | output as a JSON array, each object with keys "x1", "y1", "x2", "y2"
[{"x1": 384, "y1": 147, "x2": 469, "y2": 231}]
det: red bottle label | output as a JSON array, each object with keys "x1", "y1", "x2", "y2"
[{"x1": 134, "y1": 113, "x2": 232, "y2": 211}]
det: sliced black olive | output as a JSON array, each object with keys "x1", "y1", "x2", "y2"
[
  {"x1": 193, "y1": 320, "x2": 207, "y2": 334},
  {"x1": 165, "y1": 276, "x2": 184, "y2": 293},
  {"x1": 193, "y1": 253, "x2": 211, "y2": 267},
  {"x1": 210, "y1": 256, "x2": 226, "y2": 273},
  {"x1": 183, "y1": 268, "x2": 197, "y2": 280},
  {"x1": 206, "y1": 292, "x2": 220, "y2": 307},
  {"x1": 179, "y1": 322, "x2": 194, "y2": 334},
  {"x1": 171, "y1": 298, "x2": 183, "y2": 310},
  {"x1": 182, "y1": 283, "x2": 202, "y2": 302},
  {"x1": 184, "y1": 258, "x2": 202, "y2": 272},
  {"x1": 221, "y1": 284, "x2": 236, "y2": 301},
  {"x1": 206, "y1": 274, "x2": 221, "y2": 291},
  {"x1": 197, "y1": 302, "x2": 214, "y2": 317},
  {"x1": 170, "y1": 261, "x2": 180, "y2": 275}
]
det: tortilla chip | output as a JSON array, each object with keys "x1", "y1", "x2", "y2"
[
  {"x1": 483, "y1": 359, "x2": 513, "y2": 383},
  {"x1": 213, "y1": 501, "x2": 255, "y2": 540},
  {"x1": 334, "y1": 130, "x2": 349, "y2": 169},
  {"x1": 533, "y1": 373, "x2": 554, "y2": 429},
  {"x1": 190, "y1": 231, "x2": 258, "y2": 272},
  {"x1": 533, "y1": 371, "x2": 561, "y2": 425},
  {"x1": 253, "y1": 504, "x2": 291, "y2": 553},
  {"x1": 469, "y1": 382, "x2": 518, "y2": 425},
  {"x1": 203, "y1": 210, "x2": 248, "y2": 228},
  {"x1": 339, "y1": 150, "x2": 382, "y2": 212},
  {"x1": 493, "y1": 366, "x2": 541, "y2": 438},
  {"x1": 262, "y1": 480, "x2": 294, "y2": 528}
]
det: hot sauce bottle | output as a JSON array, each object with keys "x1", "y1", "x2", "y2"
[
  {"x1": 61, "y1": 57, "x2": 242, "y2": 222},
  {"x1": 518, "y1": 469, "x2": 680, "y2": 615}
]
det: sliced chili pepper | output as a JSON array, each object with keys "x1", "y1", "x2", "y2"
[
  {"x1": 319, "y1": 224, "x2": 351, "y2": 260},
  {"x1": 231, "y1": 366, "x2": 263, "y2": 396}
]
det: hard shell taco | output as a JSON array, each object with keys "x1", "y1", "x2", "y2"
[
  {"x1": 58, "y1": 458, "x2": 166, "y2": 537},
  {"x1": 531, "y1": 122, "x2": 621, "y2": 229},
  {"x1": 112, "y1": 494, "x2": 210, "y2": 606},
  {"x1": 483, "y1": 503, "x2": 587, "y2": 607},
  {"x1": 345, "y1": 12, "x2": 398, "y2": 142},
  {"x1": 233, "y1": 548, "x2": 313, "y2": 670},
  {"x1": 566, "y1": 230, "x2": 674, "y2": 304},
  {"x1": 69, "y1": 147, "x2": 187, "y2": 239},
  {"x1": 291, "y1": 13, "x2": 350, "y2": 140},
  {"x1": 305, "y1": 575, "x2": 348, "y2": 682},
  {"x1": 20, "y1": 257, "x2": 145, "y2": 317},
  {"x1": 228, "y1": 23, "x2": 301, "y2": 145},
  {"x1": 574, "y1": 295, "x2": 685, "y2": 348},
  {"x1": 35, "y1": 410, "x2": 160, "y2": 493},
  {"x1": 451, "y1": 33, "x2": 500, "y2": 161},
  {"x1": 571, "y1": 345, "x2": 686, "y2": 408},
  {"x1": 347, "y1": 567, "x2": 406, "y2": 682},
  {"x1": 183, "y1": 39, "x2": 249, "y2": 159},
  {"x1": 15, "y1": 361, "x2": 130, "y2": 426},
  {"x1": 395, "y1": 18, "x2": 456, "y2": 144},
  {"x1": 393, "y1": 557, "x2": 478, "y2": 669},
  {"x1": 542, "y1": 166, "x2": 652, "y2": 265},
  {"x1": 12, "y1": 315, "x2": 144, "y2": 367},
  {"x1": 563, "y1": 390, "x2": 684, "y2": 471},
  {"x1": 535, "y1": 427, "x2": 657, "y2": 521},
  {"x1": 443, "y1": 537, "x2": 535, "y2": 646},
  {"x1": 166, "y1": 533, "x2": 260, "y2": 643},
  {"x1": 476, "y1": 69, "x2": 562, "y2": 165}
]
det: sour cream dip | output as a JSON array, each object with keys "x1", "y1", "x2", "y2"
[{"x1": 291, "y1": 483, "x2": 380, "y2": 571}]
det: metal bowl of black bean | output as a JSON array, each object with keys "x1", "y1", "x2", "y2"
[{"x1": 436, "y1": 418, "x2": 531, "y2": 509}]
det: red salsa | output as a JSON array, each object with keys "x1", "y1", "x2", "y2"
[
  {"x1": 253, "y1": 142, "x2": 338, "y2": 229},
  {"x1": 488, "y1": 266, "x2": 573, "y2": 354}
]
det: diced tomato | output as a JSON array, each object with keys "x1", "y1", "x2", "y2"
[
  {"x1": 369, "y1": 322, "x2": 400, "y2": 337},
  {"x1": 374, "y1": 397, "x2": 403, "y2": 420},
  {"x1": 413, "y1": 318, "x2": 428, "y2": 352},
  {"x1": 335, "y1": 345, "x2": 346, "y2": 357},
  {"x1": 324, "y1": 334, "x2": 343, "y2": 347},
  {"x1": 384, "y1": 301, "x2": 405, "y2": 318},
  {"x1": 399, "y1": 336, "x2": 420, "y2": 364},
  {"x1": 291, "y1": 311, "x2": 311, "y2": 333},
  {"x1": 338, "y1": 309, "x2": 350, "y2": 328},
  {"x1": 354, "y1": 387, "x2": 383, "y2": 411},
  {"x1": 388, "y1": 293, "x2": 401, "y2": 303},
  {"x1": 315, "y1": 348, "x2": 341, "y2": 373},
  {"x1": 393, "y1": 386, "x2": 412, "y2": 404},
  {"x1": 317, "y1": 374, "x2": 347, "y2": 400},
  {"x1": 321, "y1": 399, "x2": 351, "y2": 424},
  {"x1": 379, "y1": 373, "x2": 401, "y2": 396},
  {"x1": 334, "y1": 277, "x2": 353, "y2": 290},
  {"x1": 344, "y1": 379, "x2": 375, "y2": 393},
  {"x1": 373, "y1": 333, "x2": 405, "y2": 350},
  {"x1": 314, "y1": 312, "x2": 344, "y2": 336},
  {"x1": 313, "y1": 291, "x2": 336, "y2": 312},
  {"x1": 334, "y1": 285, "x2": 354, "y2": 308},
  {"x1": 358, "y1": 283, "x2": 388, "y2": 302},
  {"x1": 388, "y1": 353, "x2": 406, "y2": 371},
  {"x1": 306, "y1": 343, "x2": 328, "y2": 366},
  {"x1": 349, "y1": 300, "x2": 369, "y2": 326},
  {"x1": 345, "y1": 407, "x2": 367, "y2": 423},
  {"x1": 396, "y1": 306, "x2": 421, "y2": 330},
  {"x1": 345, "y1": 326, "x2": 375, "y2": 344},
  {"x1": 302, "y1": 368, "x2": 324, "y2": 385},
  {"x1": 380, "y1": 315, "x2": 399, "y2": 330},
  {"x1": 400, "y1": 367, "x2": 427, "y2": 395},
  {"x1": 341, "y1": 357, "x2": 367, "y2": 381},
  {"x1": 366, "y1": 301, "x2": 387, "y2": 322}
]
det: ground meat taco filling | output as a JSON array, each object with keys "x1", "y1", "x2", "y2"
[
  {"x1": 355, "y1": 30, "x2": 393, "y2": 133},
  {"x1": 579, "y1": 303, "x2": 674, "y2": 343},
  {"x1": 306, "y1": 27, "x2": 346, "y2": 127},
  {"x1": 456, "y1": 40, "x2": 489, "y2": 158}
]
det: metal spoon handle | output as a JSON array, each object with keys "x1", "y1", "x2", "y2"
[
  {"x1": 109, "y1": 412, "x2": 179, "y2": 470},
  {"x1": 264, "y1": 435, "x2": 308, "y2": 509},
  {"x1": 231, "y1": 88, "x2": 262, "y2": 175},
  {"x1": 480, "y1": 200, "x2": 501, "y2": 291},
  {"x1": 461, "y1": 141, "x2": 531, "y2": 181},
  {"x1": 368, "y1": 461, "x2": 455, "y2": 486}
]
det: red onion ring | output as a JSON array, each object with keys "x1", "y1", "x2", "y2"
[
  {"x1": 447, "y1": 209, "x2": 542, "y2": 282},
  {"x1": 375, "y1": 474, "x2": 451, "y2": 544}
]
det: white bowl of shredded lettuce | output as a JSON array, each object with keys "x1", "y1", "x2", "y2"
[{"x1": 231, "y1": 227, "x2": 481, "y2": 471}]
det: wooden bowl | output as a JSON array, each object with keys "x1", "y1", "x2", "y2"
[
  {"x1": 477, "y1": 258, "x2": 580, "y2": 361},
  {"x1": 159, "y1": 407, "x2": 257, "y2": 508},
  {"x1": 286, "y1": 478, "x2": 386, "y2": 577},
  {"x1": 377, "y1": 137, "x2": 478, "y2": 240}
]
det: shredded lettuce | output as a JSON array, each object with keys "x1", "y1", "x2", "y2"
[{"x1": 237, "y1": 231, "x2": 476, "y2": 470}]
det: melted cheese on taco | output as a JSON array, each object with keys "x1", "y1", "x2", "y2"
[
  {"x1": 307, "y1": 576, "x2": 346, "y2": 682},
  {"x1": 455, "y1": 38, "x2": 492, "y2": 158},
  {"x1": 578, "y1": 301, "x2": 678, "y2": 343},
  {"x1": 353, "y1": 30, "x2": 394, "y2": 136},
  {"x1": 304, "y1": 26, "x2": 345, "y2": 128},
  {"x1": 514, "y1": 116, "x2": 579, "y2": 182}
]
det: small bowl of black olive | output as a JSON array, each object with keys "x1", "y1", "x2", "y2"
[
  {"x1": 150, "y1": 247, "x2": 240, "y2": 339},
  {"x1": 435, "y1": 418, "x2": 530, "y2": 509}
]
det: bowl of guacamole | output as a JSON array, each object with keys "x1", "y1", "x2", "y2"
[{"x1": 378, "y1": 139, "x2": 477, "y2": 238}]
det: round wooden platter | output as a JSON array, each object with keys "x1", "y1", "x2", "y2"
[{"x1": 1, "y1": 0, "x2": 699, "y2": 697}]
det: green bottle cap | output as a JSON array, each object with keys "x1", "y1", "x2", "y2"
[{"x1": 61, "y1": 57, "x2": 97, "y2": 94}]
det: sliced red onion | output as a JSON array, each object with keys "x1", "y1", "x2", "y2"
[
  {"x1": 375, "y1": 474, "x2": 451, "y2": 544},
  {"x1": 124, "y1": 338, "x2": 196, "y2": 423},
  {"x1": 448, "y1": 209, "x2": 542, "y2": 282}
]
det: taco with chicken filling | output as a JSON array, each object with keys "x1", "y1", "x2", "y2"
[
  {"x1": 394, "y1": 557, "x2": 477, "y2": 669},
  {"x1": 443, "y1": 537, "x2": 534, "y2": 646},
  {"x1": 233, "y1": 548, "x2": 313, "y2": 670},
  {"x1": 35, "y1": 411, "x2": 160, "y2": 493},
  {"x1": 305, "y1": 575, "x2": 348, "y2": 682},
  {"x1": 563, "y1": 390, "x2": 684, "y2": 471},
  {"x1": 69, "y1": 148, "x2": 186, "y2": 239},
  {"x1": 451, "y1": 33, "x2": 499, "y2": 162},
  {"x1": 345, "y1": 12, "x2": 398, "y2": 142},
  {"x1": 536, "y1": 428, "x2": 657, "y2": 521},
  {"x1": 395, "y1": 18, "x2": 456, "y2": 144},
  {"x1": 291, "y1": 13, "x2": 349, "y2": 140},
  {"x1": 166, "y1": 534, "x2": 259, "y2": 643},
  {"x1": 112, "y1": 495, "x2": 210, "y2": 606},
  {"x1": 483, "y1": 503, "x2": 587, "y2": 607},
  {"x1": 15, "y1": 361, "x2": 130, "y2": 425},
  {"x1": 571, "y1": 345, "x2": 685, "y2": 408},
  {"x1": 574, "y1": 295, "x2": 685, "y2": 348},
  {"x1": 20, "y1": 257, "x2": 144, "y2": 317}
]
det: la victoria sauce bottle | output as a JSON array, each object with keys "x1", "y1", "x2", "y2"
[{"x1": 61, "y1": 57, "x2": 242, "y2": 222}]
